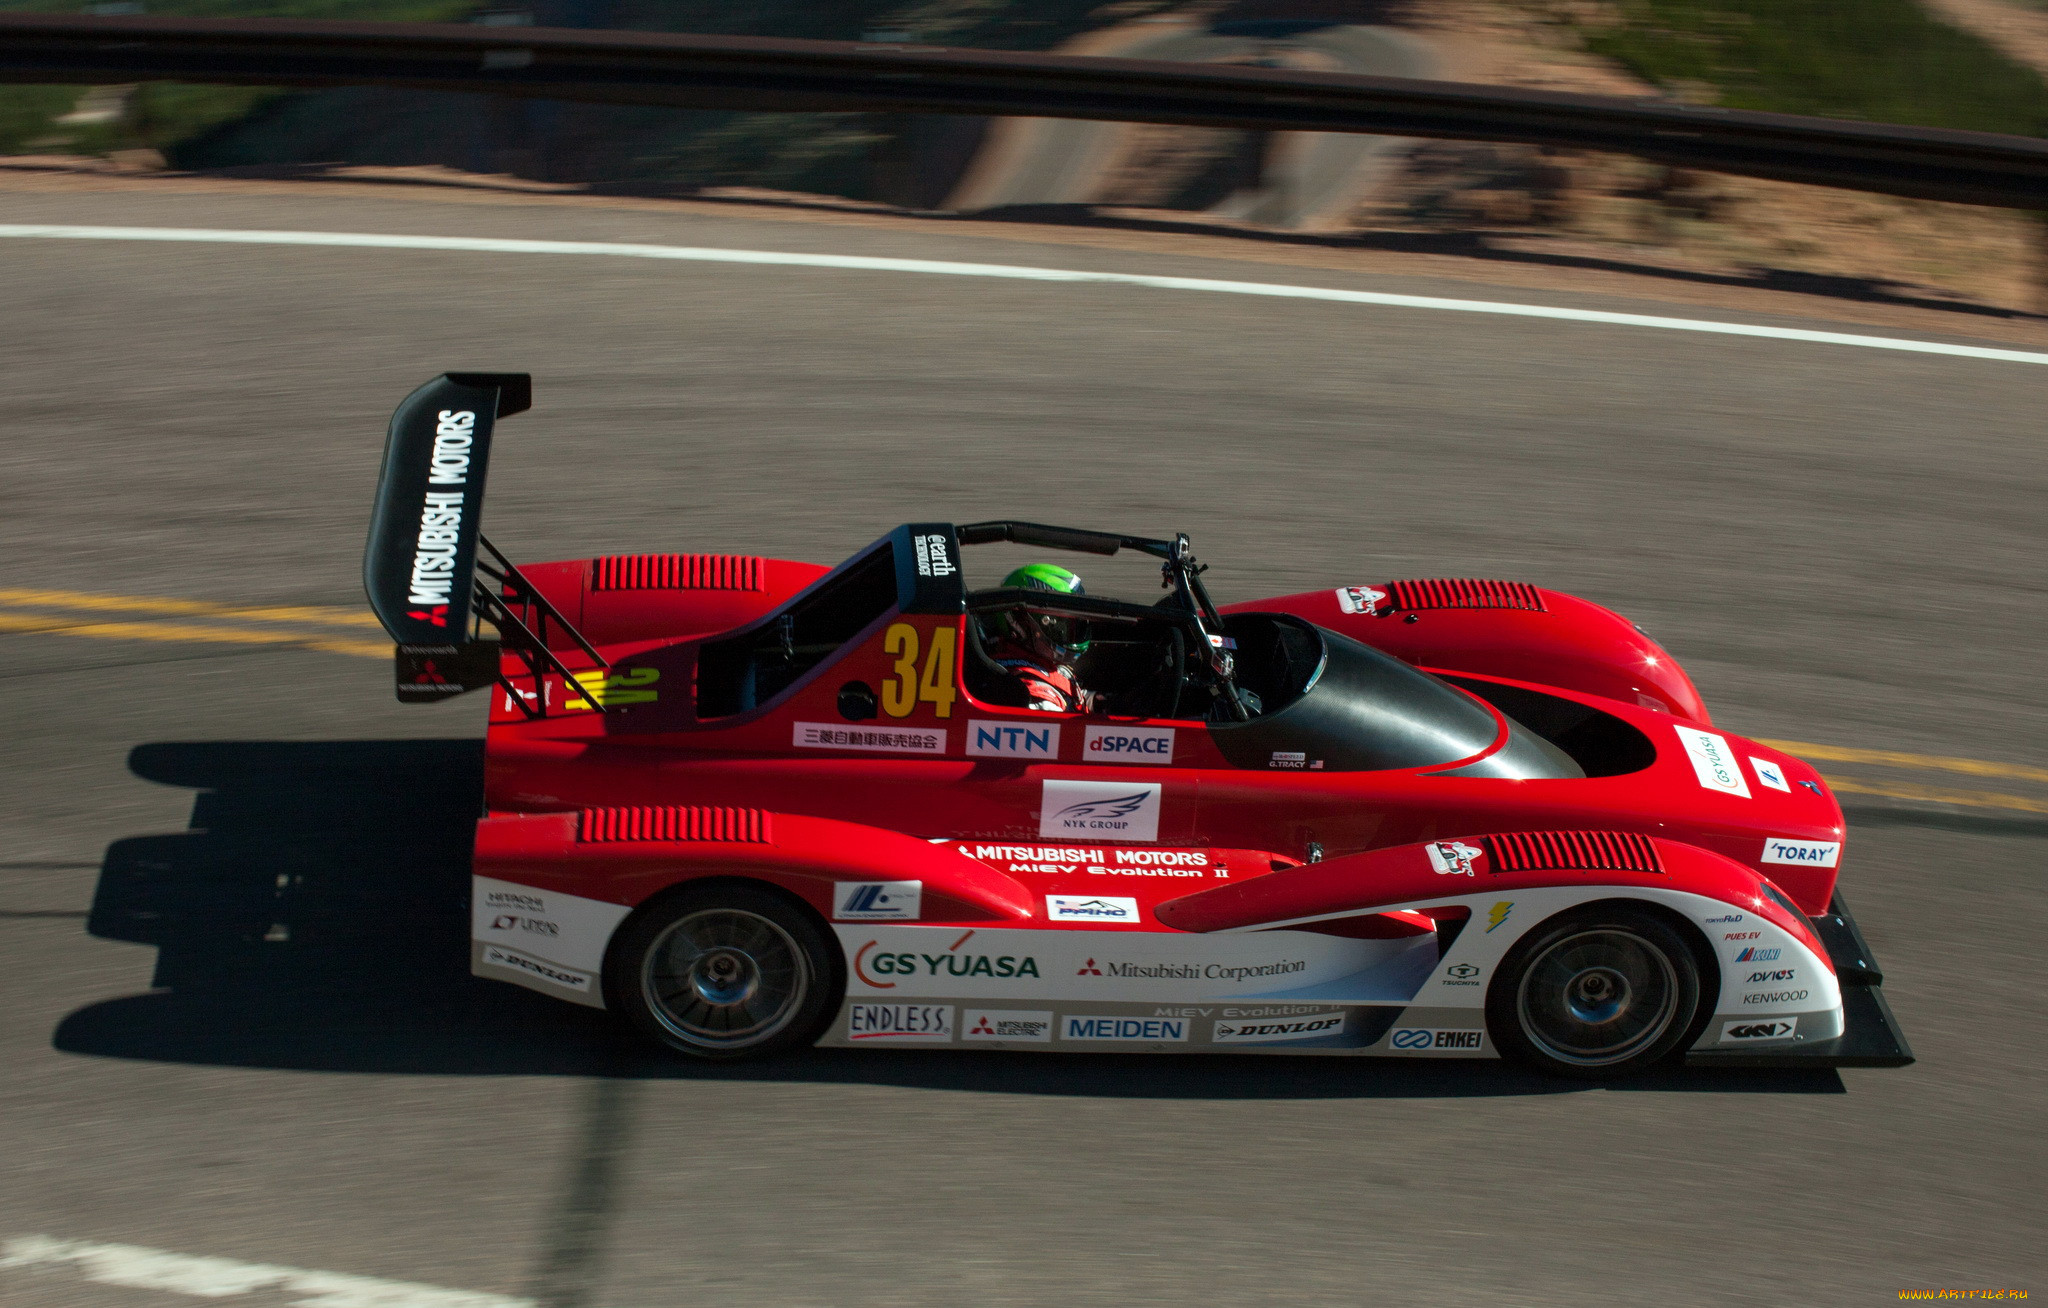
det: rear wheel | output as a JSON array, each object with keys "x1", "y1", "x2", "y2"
[
  {"x1": 1486, "y1": 905, "x2": 1703, "y2": 1080},
  {"x1": 606, "y1": 882, "x2": 840, "y2": 1061}
]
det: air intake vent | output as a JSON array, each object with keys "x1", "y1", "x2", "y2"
[
  {"x1": 1487, "y1": 830, "x2": 1662, "y2": 874},
  {"x1": 592, "y1": 554, "x2": 765, "y2": 591},
  {"x1": 578, "y1": 806, "x2": 773, "y2": 844},
  {"x1": 1385, "y1": 579, "x2": 1546, "y2": 612}
]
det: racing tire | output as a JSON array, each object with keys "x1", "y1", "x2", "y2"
[
  {"x1": 1485, "y1": 904, "x2": 1703, "y2": 1081},
  {"x1": 605, "y1": 881, "x2": 841, "y2": 1062}
]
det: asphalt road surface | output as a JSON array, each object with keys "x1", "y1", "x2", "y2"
[{"x1": 1, "y1": 185, "x2": 2043, "y2": 1308}]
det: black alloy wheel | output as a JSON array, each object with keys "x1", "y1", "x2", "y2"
[
  {"x1": 1486, "y1": 904, "x2": 1705, "y2": 1080},
  {"x1": 605, "y1": 881, "x2": 841, "y2": 1061}
]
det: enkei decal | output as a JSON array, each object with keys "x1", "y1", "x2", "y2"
[
  {"x1": 833, "y1": 881, "x2": 922, "y2": 922},
  {"x1": 1750, "y1": 756, "x2": 1793, "y2": 793},
  {"x1": 847, "y1": 1003, "x2": 954, "y2": 1042},
  {"x1": 1083, "y1": 725, "x2": 1175, "y2": 764},
  {"x1": 966, "y1": 719, "x2": 1060, "y2": 759},
  {"x1": 1720, "y1": 1018, "x2": 1798, "y2": 1042},
  {"x1": 880, "y1": 623, "x2": 958, "y2": 719},
  {"x1": 1675, "y1": 727, "x2": 1753, "y2": 798},
  {"x1": 1047, "y1": 895, "x2": 1140, "y2": 923},
  {"x1": 1335, "y1": 586, "x2": 1387, "y2": 615},
  {"x1": 794, "y1": 722, "x2": 946, "y2": 754},
  {"x1": 480, "y1": 945, "x2": 591, "y2": 995},
  {"x1": 1040, "y1": 780, "x2": 1162, "y2": 842},
  {"x1": 1389, "y1": 1028, "x2": 1484, "y2": 1051},
  {"x1": 1426, "y1": 840, "x2": 1484, "y2": 877},
  {"x1": 1062, "y1": 1016, "x2": 1188, "y2": 1042},
  {"x1": 1761, "y1": 837, "x2": 1841, "y2": 868},
  {"x1": 962, "y1": 1010, "x2": 1054, "y2": 1041},
  {"x1": 1211, "y1": 1012, "x2": 1346, "y2": 1044}
]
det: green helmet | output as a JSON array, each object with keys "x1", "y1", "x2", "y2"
[{"x1": 1002, "y1": 563, "x2": 1085, "y2": 596}]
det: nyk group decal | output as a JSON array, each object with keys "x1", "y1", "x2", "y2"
[{"x1": 1040, "y1": 780, "x2": 1162, "y2": 842}]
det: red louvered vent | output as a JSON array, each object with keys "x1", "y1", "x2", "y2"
[
  {"x1": 578, "y1": 807, "x2": 773, "y2": 844},
  {"x1": 1487, "y1": 830, "x2": 1662, "y2": 874},
  {"x1": 591, "y1": 554, "x2": 765, "y2": 591},
  {"x1": 1385, "y1": 579, "x2": 1546, "y2": 612}
]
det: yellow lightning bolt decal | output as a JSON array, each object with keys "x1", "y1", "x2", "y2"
[{"x1": 1486, "y1": 902, "x2": 1513, "y2": 933}]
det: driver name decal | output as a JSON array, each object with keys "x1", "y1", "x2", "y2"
[{"x1": 1040, "y1": 781, "x2": 1163, "y2": 842}]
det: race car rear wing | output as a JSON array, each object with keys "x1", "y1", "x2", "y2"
[{"x1": 365, "y1": 372, "x2": 606, "y2": 713}]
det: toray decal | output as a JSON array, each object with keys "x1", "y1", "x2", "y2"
[
  {"x1": 1335, "y1": 586, "x2": 1386, "y2": 615},
  {"x1": 967, "y1": 720, "x2": 1060, "y2": 759},
  {"x1": 1426, "y1": 840, "x2": 1484, "y2": 877},
  {"x1": 1760, "y1": 838, "x2": 1841, "y2": 868},
  {"x1": 1750, "y1": 757, "x2": 1793, "y2": 793},
  {"x1": 1676, "y1": 727, "x2": 1753, "y2": 798},
  {"x1": 1083, "y1": 725, "x2": 1175, "y2": 764},
  {"x1": 1040, "y1": 781, "x2": 1162, "y2": 842}
]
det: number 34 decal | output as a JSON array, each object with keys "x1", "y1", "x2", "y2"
[{"x1": 882, "y1": 622, "x2": 957, "y2": 718}]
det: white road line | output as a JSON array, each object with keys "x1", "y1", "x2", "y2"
[
  {"x1": 4, "y1": 222, "x2": 2047, "y2": 367},
  {"x1": 0, "y1": 1235, "x2": 534, "y2": 1308}
]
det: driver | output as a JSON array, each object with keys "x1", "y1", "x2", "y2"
[{"x1": 984, "y1": 564, "x2": 1093, "y2": 713}]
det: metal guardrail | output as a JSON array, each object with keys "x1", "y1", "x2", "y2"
[{"x1": 3, "y1": 13, "x2": 2048, "y2": 209}]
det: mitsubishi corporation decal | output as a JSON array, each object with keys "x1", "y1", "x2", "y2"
[
  {"x1": 1211, "y1": 1012, "x2": 1346, "y2": 1045},
  {"x1": 1425, "y1": 840, "x2": 1484, "y2": 877},
  {"x1": 1334, "y1": 586, "x2": 1387, "y2": 615},
  {"x1": 1674, "y1": 726, "x2": 1753, "y2": 798},
  {"x1": 1046, "y1": 895, "x2": 1140, "y2": 923},
  {"x1": 1760, "y1": 837, "x2": 1841, "y2": 868},
  {"x1": 1039, "y1": 780, "x2": 1162, "y2": 842},
  {"x1": 833, "y1": 881, "x2": 922, "y2": 921}
]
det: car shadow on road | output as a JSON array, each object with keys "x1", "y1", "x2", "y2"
[{"x1": 53, "y1": 739, "x2": 1842, "y2": 1097}]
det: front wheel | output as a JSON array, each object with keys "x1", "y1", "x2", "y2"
[
  {"x1": 605, "y1": 882, "x2": 841, "y2": 1061},
  {"x1": 1486, "y1": 905, "x2": 1704, "y2": 1080}
]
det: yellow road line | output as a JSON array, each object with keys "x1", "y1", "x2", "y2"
[
  {"x1": 0, "y1": 588, "x2": 380, "y2": 629},
  {"x1": 1821, "y1": 774, "x2": 2048, "y2": 816},
  {"x1": 0, "y1": 611, "x2": 386, "y2": 659},
  {"x1": 1759, "y1": 738, "x2": 2048, "y2": 786}
]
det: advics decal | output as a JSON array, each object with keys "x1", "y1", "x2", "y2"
[
  {"x1": 1040, "y1": 780, "x2": 1162, "y2": 842},
  {"x1": 1761, "y1": 837, "x2": 1841, "y2": 868},
  {"x1": 833, "y1": 881, "x2": 922, "y2": 922}
]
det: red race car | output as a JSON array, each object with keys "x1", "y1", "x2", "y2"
[{"x1": 365, "y1": 373, "x2": 1911, "y2": 1079}]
